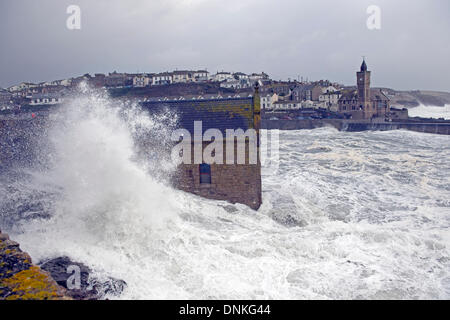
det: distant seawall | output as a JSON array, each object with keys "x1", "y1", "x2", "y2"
[
  {"x1": 262, "y1": 119, "x2": 343, "y2": 131},
  {"x1": 343, "y1": 121, "x2": 450, "y2": 135},
  {"x1": 262, "y1": 119, "x2": 450, "y2": 135}
]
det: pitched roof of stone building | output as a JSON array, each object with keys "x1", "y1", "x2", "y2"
[
  {"x1": 338, "y1": 88, "x2": 389, "y2": 102},
  {"x1": 370, "y1": 89, "x2": 389, "y2": 101},
  {"x1": 141, "y1": 96, "x2": 255, "y2": 135},
  {"x1": 339, "y1": 90, "x2": 358, "y2": 101}
]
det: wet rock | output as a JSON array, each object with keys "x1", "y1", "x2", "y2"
[
  {"x1": 269, "y1": 209, "x2": 307, "y2": 228},
  {"x1": 0, "y1": 232, "x2": 32, "y2": 280},
  {"x1": 267, "y1": 195, "x2": 307, "y2": 227},
  {"x1": 0, "y1": 230, "x2": 69, "y2": 300},
  {"x1": 39, "y1": 256, "x2": 126, "y2": 300},
  {"x1": 221, "y1": 205, "x2": 239, "y2": 214}
]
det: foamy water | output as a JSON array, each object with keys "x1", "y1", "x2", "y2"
[
  {"x1": 408, "y1": 104, "x2": 450, "y2": 120},
  {"x1": 1, "y1": 92, "x2": 449, "y2": 299}
]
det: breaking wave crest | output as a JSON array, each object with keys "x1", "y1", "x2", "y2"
[{"x1": 0, "y1": 89, "x2": 449, "y2": 299}]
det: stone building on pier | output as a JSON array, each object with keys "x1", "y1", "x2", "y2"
[
  {"x1": 141, "y1": 86, "x2": 262, "y2": 210},
  {"x1": 338, "y1": 59, "x2": 390, "y2": 120}
]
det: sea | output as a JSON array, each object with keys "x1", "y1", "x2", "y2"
[{"x1": 1, "y1": 91, "x2": 449, "y2": 299}]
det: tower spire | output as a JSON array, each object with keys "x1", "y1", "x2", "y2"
[{"x1": 360, "y1": 57, "x2": 368, "y2": 72}]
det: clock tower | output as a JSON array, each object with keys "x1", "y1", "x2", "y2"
[{"x1": 357, "y1": 59, "x2": 371, "y2": 111}]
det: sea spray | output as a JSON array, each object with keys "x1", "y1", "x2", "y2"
[
  {"x1": 1, "y1": 90, "x2": 449, "y2": 299},
  {"x1": 1, "y1": 85, "x2": 185, "y2": 258}
]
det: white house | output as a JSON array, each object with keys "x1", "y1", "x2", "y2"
[
  {"x1": 172, "y1": 71, "x2": 193, "y2": 83},
  {"x1": 220, "y1": 78, "x2": 251, "y2": 89},
  {"x1": 213, "y1": 72, "x2": 233, "y2": 82},
  {"x1": 319, "y1": 91, "x2": 342, "y2": 110},
  {"x1": 8, "y1": 82, "x2": 35, "y2": 92},
  {"x1": 272, "y1": 100, "x2": 301, "y2": 110},
  {"x1": 30, "y1": 94, "x2": 64, "y2": 106},
  {"x1": 133, "y1": 74, "x2": 151, "y2": 87},
  {"x1": 260, "y1": 93, "x2": 279, "y2": 110},
  {"x1": 193, "y1": 70, "x2": 209, "y2": 82},
  {"x1": 233, "y1": 72, "x2": 249, "y2": 80},
  {"x1": 8, "y1": 85, "x2": 22, "y2": 92},
  {"x1": 152, "y1": 73, "x2": 173, "y2": 85}
]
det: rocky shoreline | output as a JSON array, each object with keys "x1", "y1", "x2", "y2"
[
  {"x1": 0, "y1": 229, "x2": 126, "y2": 300},
  {"x1": 39, "y1": 256, "x2": 127, "y2": 300},
  {"x1": 0, "y1": 229, "x2": 70, "y2": 300}
]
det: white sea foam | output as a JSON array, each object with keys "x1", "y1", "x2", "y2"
[{"x1": 1, "y1": 92, "x2": 450, "y2": 300}]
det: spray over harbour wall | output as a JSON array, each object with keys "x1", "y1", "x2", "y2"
[
  {"x1": 261, "y1": 118, "x2": 450, "y2": 135},
  {"x1": 0, "y1": 90, "x2": 264, "y2": 299}
]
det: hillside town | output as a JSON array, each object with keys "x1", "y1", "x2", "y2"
[
  {"x1": 0, "y1": 69, "x2": 339, "y2": 109},
  {"x1": 2, "y1": 69, "x2": 270, "y2": 107},
  {"x1": 0, "y1": 63, "x2": 410, "y2": 122}
]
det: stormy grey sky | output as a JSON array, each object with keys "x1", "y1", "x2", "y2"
[{"x1": 0, "y1": 0, "x2": 449, "y2": 91}]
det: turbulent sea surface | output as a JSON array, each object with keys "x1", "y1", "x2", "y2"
[{"x1": 1, "y1": 93, "x2": 449, "y2": 299}]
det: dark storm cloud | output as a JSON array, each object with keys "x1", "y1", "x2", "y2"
[{"x1": 0, "y1": 0, "x2": 449, "y2": 91}]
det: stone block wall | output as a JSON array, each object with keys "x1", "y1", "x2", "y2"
[{"x1": 174, "y1": 140, "x2": 262, "y2": 210}]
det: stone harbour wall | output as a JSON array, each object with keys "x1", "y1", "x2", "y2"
[{"x1": 262, "y1": 118, "x2": 450, "y2": 135}]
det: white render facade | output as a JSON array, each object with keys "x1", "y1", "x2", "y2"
[
  {"x1": 213, "y1": 72, "x2": 233, "y2": 82},
  {"x1": 193, "y1": 70, "x2": 209, "y2": 82},
  {"x1": 172, "y1": 71, "x2": 193, "y2": 83},
  {"x1": 133, "y1": 75, "x2": 151, "y2": 87},
  {"x1": 319, "y1": 92, "x2": 342, "y2": 106},
  {"x1": 272, "y1": 101, "x2": 302, "y2": 110},
  {"x1": 260, "y1": 93, "x2": 279, "y2": 110},
  {"x1": 152, "y1": 73, "x2": 173, "y2": 85},
  {"x1": 30, "y1": 94, "x2": 64, "y2": 106}
]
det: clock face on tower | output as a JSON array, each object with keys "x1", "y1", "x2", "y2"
[{"x1": 359, "y1": 78, "x2": 363, "y2": 81}]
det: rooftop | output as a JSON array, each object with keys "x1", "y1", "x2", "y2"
[{"x1": 141, "y1": 95, "x2": 255, "y2": 135}]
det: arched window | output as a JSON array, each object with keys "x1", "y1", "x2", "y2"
[{"x1": 199, "y1": 163, "x2": 211, "y2": 184}]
